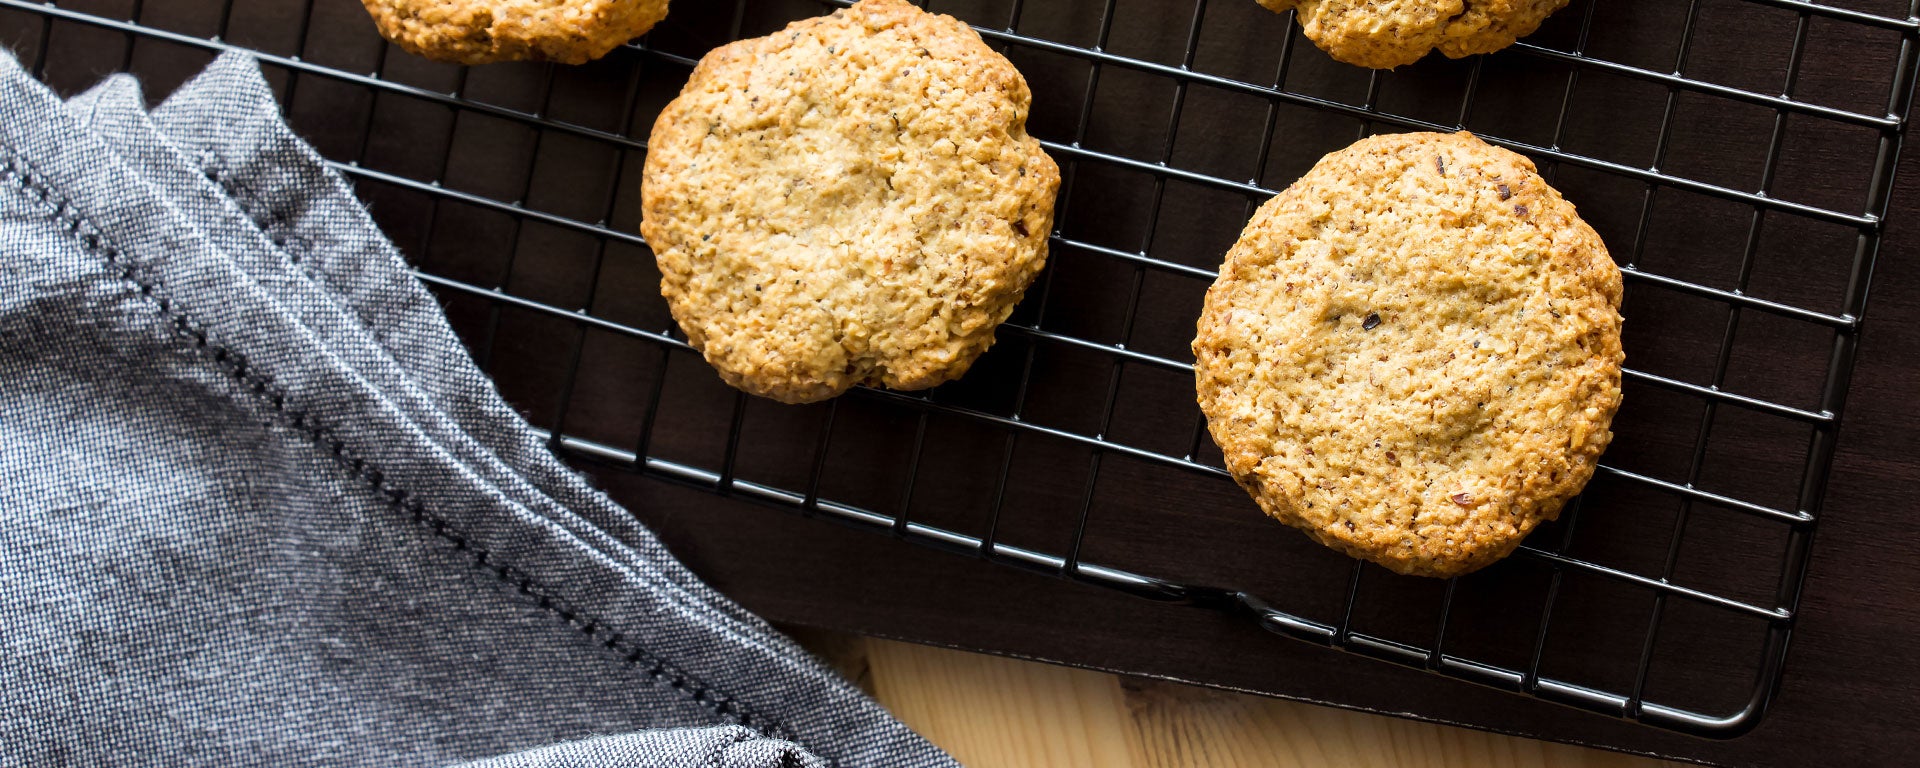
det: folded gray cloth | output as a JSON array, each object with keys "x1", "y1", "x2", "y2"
[{"x1": 0, "y1": 49, "x2": 953, "y2": 768}]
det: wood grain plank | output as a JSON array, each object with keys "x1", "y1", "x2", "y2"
[
  {"x1": 861, "y1": 635, "x2": 1139, "y2": 767},
  {"x1": 1114, "y1": 674, "x2": 1677, "y2": 768},
  {"x1": 797, "y1": 629, "x2": 1683, "y2": 768}
]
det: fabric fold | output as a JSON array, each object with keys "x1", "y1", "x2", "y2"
[{"x1": 0, "y1": 49, "x2": 951, "y2": 768}]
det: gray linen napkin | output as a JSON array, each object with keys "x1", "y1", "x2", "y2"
[{"x1": 0, "y1": 49, "x2": 953, "y2": 768}]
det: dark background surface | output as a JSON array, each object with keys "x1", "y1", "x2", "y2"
[{"x1": 4, "y1": 0, "x2": 1916, "y2": 765}]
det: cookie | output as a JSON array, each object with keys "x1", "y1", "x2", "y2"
[
  {"x1": 641, "y1": 0, "x2": 1060, "y2": 404},
  {"x1": 1257, "y1": 0, "x2": 1569, "y2": 69},
  {"x1": 1193, "y1": 131, "x2": 1623, "y2": 578},
  {"x1": 361, "y1": 0, "x2": 670, "y2": 64}
]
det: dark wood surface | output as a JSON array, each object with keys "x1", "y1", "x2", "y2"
[
  {"x1": 556, "y1": 4, "x2": 1920, "y2": 766},
  {"x1": 600, "y1": 218, "x2": 1920, "y2": 768},
  {"x1": 9, "y1": 0, "x2": 1916, "y2": 765},
  {"x1": 602, "y1": 216, "x2": 1918, "y2": 767}
]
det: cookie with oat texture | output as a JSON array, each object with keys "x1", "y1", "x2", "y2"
[
  {"x1": 641, "y1": 0, "x2": 1060, "y2": 404},
  {"x1": 1257, "y1": 0, "x2": 1570, "y2": 69},
  {"x1": 1193, "y1": 131, "x2": 1622, "y2": 577},
  {"x1": 362, "y1": 0, "x2": 670, "y2": 65}
]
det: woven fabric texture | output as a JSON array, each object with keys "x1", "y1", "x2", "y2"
[{"x1": 0, "y1": 49, "x2": 951, "y2": 768}]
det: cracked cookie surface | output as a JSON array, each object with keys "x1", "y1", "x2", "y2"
[
  {"x1": 362, "y1": 0, "x2": 670, "y2": 64},
  {"x1": 1257, "y1": 0, "x2": 1569, "y2": 69},
  {"x1": 1193, "y1": 131, "x2": 1622, "y2": 577},
  {"x1": 641, "y1": 0, "x2": 1059, "y2": 404}
]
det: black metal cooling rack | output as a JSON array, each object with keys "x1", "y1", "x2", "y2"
[{"x1": 6, "y1": 0, "x2": 1912, "y2": 742}]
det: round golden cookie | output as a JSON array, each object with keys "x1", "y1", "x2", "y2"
[
  {"x1": 1193, "y1": 131, "x2": 1622, "y2": 578},
  {"x1": 641, "y1": 0, "x2": 1060, "y2": 404},
  {"x1": 361, "y1": 0, "x2": 670, "y2": 65},
  {"x1": 1257, "y1": 0, "x2": 1569, "y2": 69}
]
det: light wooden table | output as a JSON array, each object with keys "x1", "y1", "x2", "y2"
[{"x1": 793, "y1": 630, "x2": 1682, "y2": 768}]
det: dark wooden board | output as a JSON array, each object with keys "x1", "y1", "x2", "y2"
[
  {"x1": 594, "y1": 195, "x2": 1920, "y2": 765},
  {"x1": 597, "y1": 152, "x2": 1920, "y2": 767},
  {"x1": 9, "y1": 0, "x2": 1916, "y2": 764},
  {"x1": 560, "y1": 4, "x2": 1920, "y2": 764}
]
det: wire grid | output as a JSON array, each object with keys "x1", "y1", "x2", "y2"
[{"x1": 6, "y1": 0, "x2": 1912, "y2": 740}]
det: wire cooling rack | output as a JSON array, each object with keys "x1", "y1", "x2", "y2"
[{"x1": 7, "y1": 0, "x2": 1912, "y2": 741}]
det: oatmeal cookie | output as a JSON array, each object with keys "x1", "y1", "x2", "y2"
[
  {"x1": 362, "y1": 0, "x2": 670, "y2": 65},
  {"x1": 1257, "y1": 0, "x2": 1569, "y2": 69},
  {"x1": 1193, "y1": 131, "x2": 1623, "y2": 577},
  {"x1": 641, "y1": 0, "x2": 1059, "y2": 404}
]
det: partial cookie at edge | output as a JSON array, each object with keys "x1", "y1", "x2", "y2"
[
  {"x1": 362, "y1": 0, "x2": 671, "y2": 65},
  {"x1": 1257, "y1": 0, "x2": 1570, "y2": 69}
]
